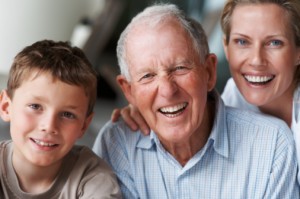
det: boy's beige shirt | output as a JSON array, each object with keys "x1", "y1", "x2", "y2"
[{"x1": 0, "y1": 140, "x2": 121, "y2": 199}]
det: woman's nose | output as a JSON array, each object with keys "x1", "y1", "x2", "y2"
[{"x1": 249, "y1": 44, "x2": 266, "y2": 67}]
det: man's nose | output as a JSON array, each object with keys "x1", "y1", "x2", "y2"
[{"x1": 158, "y1": 76, "x2": 178, "y2": 98}]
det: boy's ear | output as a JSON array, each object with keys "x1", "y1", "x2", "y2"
[
  {"x1": 78, "y1": 112, "x2": 94, "y2": 139},
  {"x1": 0, "y1": 90, "x2": 11, "y2": 122},
  {"x1": 116, "y1": 75, "x2": 135, "y2": 105}
]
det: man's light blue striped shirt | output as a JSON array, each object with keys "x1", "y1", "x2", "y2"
[{"x1": 93, "y1": 96, "x2": 299, "y2": 199}]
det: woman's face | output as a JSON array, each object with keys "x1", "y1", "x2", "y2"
[{"x1": 223, "y1": 3, "x2": 300, "y2": 109}]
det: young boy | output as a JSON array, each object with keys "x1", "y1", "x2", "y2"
[{"x1": 0, "y1": 40, "x2": 121, "y2": 198}]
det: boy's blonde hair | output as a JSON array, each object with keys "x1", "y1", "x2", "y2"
[{"x1": 7, "y1": 40, "x2": 97, "y2": 116}]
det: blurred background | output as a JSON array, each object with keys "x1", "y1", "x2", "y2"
[{"x1": 0, "y1": 0, "x2": 229, "y2": 148}]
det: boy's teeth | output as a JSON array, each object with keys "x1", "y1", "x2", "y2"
[
  {"x1": 33, "y1": 139, "x2": 56, "y2": 147},
  {"x1": 244, "y1": 75, "x2": 273, "y2": 83}
]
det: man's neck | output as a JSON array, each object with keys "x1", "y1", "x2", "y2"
[{"x1": 162, "y1": 99, "x2": 216, "y2": 166}]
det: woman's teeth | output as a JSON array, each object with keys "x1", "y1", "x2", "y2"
[{"x1": 244, "y1": 75, "x2": 274, "y2": 84}]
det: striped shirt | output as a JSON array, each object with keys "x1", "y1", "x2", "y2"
[
  {"x1": 93, "y1": 95, "x2": 299, "y2": 199},
  {"x1": 222, "y1": 77, "x2": 300, "y2": 183}
]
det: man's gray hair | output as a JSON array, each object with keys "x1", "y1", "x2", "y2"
[{"x1": 116, "y1": 3, "x2": 210, "y2": 80}]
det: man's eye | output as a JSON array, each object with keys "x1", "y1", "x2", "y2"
[
  {"x1": 139, "y1": 73, "x2": 155, "y2": 82},
  {"x1": 29, "y1": 104, "x2": 41, "y2": 110},
  {"x1": 61, "y1": 112, "x2": 76, "y2": 119},
  {"x1": 175, "y1": 66, "x2": 186, "y2": 70},
  {"x1": 142, "y1": 73, "x2": 154, "y2": 79},
  {"x1": 173, "y1": 65, "x2": 191, "y2": 75}
]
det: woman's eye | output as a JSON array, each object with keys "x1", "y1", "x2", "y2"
[
  {"x1": 268, "y1": 40, "x2": 282, "y2": 46},
  {"x1": 29, "y1": 104, "x2": 41, "y2": 110},
  {"x1": 61, "y1": 112, "x2": 76, "y2": 119},
  {"x1": 235, "y1": 39, "x2": 248, "y2": 46}
]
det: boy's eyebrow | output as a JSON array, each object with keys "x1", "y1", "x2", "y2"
[
  {"x1": 29, "y1": 95, "x2": 48, "y2": 102},
  {"x1": 63, "y1": 105, "x2": 82, "y2": 111},
  {"x1": 30, "y1": 95, "x2": 82, "y2": 110}
]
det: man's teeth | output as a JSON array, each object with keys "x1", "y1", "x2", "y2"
[
  {"x1": 160, "y1": 103, "x2": 187, "y2": 114},
  {"x1": 244, "y1": 75, "x2": 274, "y2": 83},
  {"x1": 33, "y1": 139, "x2": 56, "y2": 147}
]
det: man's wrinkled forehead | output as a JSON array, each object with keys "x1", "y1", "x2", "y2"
[{"x1": 127, "y1": 21, "x2": 198, "y2": 73}]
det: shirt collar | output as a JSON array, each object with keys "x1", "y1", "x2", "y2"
[
  {"x1": 208, "y1": 91, "x2": 229, "y2": 158},
  {"x1": 136, "y1": 131, "x2": 156, "y2": 149},
  {"x1": 293, "y1": 85, "x2": 300, "y2": 123}
]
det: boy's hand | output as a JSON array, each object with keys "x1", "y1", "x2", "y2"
[{"x1": 111, "y1": 104, "x2": 150, "y2": 135}]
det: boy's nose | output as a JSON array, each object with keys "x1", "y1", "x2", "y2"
[{"x1": 40, "y1": 113, "x2": 57, "y2": 134}]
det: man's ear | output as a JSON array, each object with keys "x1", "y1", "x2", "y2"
[
  {"x1": 0, "y1": 90, "x2": 11, "y2": 122},
  {"x1": 205, "y1": 53, "x2": 218, "y2": 92},
  {"x1": 116, "y1": 75, "x2": 135, "y2": 105}
]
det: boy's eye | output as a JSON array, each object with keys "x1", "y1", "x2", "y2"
[
  {"x1": 61, "y1": 112, "x2": 76, "y2": 119},
  {"x1": 29, "y1": 104, "x2": 41, "y2": 110}
]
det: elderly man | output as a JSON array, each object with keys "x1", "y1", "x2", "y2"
[{"x1": 93, "y1": 4, "x2": 299, "y2": 198}]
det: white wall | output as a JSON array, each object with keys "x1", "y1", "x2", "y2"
[{"x1": 0, "y1": 0, "x2": 104, "y2": 75}]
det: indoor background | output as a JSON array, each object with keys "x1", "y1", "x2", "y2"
[{"x1": 0, "y1": 0, "x2": 229, "y2": 148}]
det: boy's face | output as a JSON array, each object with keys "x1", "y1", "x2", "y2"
[{"x1": 0, "y1": 72, "x2": 93, "y2": 168}]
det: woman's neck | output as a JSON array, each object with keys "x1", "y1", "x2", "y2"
[{"x1": 259, "y1": 85, "x2": 295, "y2": 127}]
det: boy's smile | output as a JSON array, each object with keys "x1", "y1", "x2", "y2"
[{"x1": 1, "y1": 71, "x2": 93, "y2": 168}]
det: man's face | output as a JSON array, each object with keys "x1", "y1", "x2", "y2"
[{"x1": 118, "y1": 19, "x2": 216, "y2": 147}]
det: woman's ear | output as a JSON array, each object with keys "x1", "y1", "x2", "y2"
[
  {"x1": 116, "y1": 75, "x2": 135, "y2": 105},
  {"x1": 0, "y1": 90, "x2": 11, "y2": 122}
]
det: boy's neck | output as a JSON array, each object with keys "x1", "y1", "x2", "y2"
[{"x1": 12, "y1": 151, "x2": 63, "y2": 194}]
